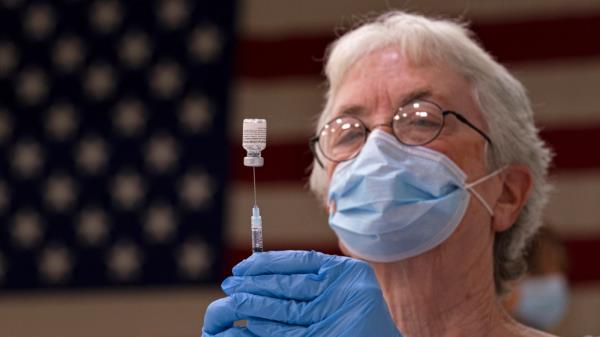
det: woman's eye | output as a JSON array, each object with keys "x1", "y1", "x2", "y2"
[
  {"x1": 409, "y1": 117, "x2": 441, "y2": 129},
  {"x1": 335, "y1": 130, "x2": 362, "y2": 146}
]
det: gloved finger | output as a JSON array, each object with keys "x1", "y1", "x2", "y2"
[
  {"x1": 203, "y1": 297, "x2": 247, "y2": 335},
  {"x1": 202, "y1": 327, "x2": 258, "y2": 337},
  {"x1": 232, "y1": 250, "x2": 332, "y2": 276},
  {"x1": 229, "y1": 292, "x2": 340, "y2": 325},
  {"x1": 247, "y1": 318, "x2": 307, "y2": 337},
  {"x1": 222, "y1": 273, "x2": 330, "y2": 300}
]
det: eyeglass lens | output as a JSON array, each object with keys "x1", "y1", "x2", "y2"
[{"x1": 318, "y1": 101, "x2": 445, "y2": 162}]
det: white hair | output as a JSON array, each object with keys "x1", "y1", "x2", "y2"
[{"x1": 308, "y1": 11, "x2": 553, "y2": 294}]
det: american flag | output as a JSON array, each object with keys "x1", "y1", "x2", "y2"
[
  {"x1": 0, "y1": 0, "x2": 236, "y2": 289},
  {"x1": 1, "y1": 1, "x2": 600, "y2": 336}
]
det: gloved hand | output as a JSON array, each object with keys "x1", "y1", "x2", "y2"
[{"x1": 201, "y1": 250, "x2": 402, "y2": 337}]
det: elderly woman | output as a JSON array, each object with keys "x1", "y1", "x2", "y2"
[{"x1": 202, "y1": 11, "x2": 554, "y2": 337}]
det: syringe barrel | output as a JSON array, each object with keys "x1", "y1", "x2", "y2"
[
  {"x1": 252, "y1": 227, "x2": 263, "y2": 253},
  {"x1": 251, "y1": 206, "x2": 263, "y2": 252}
]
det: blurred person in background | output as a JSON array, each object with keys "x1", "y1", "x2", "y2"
[
  {"x1": 505, "y1": 227, "x2": 570, "y2": 331},
  {"x1": 202, "y1": 11, "x2": 556, "y2": 337}
]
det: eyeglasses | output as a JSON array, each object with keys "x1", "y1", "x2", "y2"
[{"x1": 309, "y1": 100, "x2": 492, "y2": 167}]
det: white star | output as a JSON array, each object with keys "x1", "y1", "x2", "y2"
[
  {"x1": 84, "y1": 63, "x2": 116, "y2": 100},
  {"x1": 178, "y1": 170, "x2": 215, "y2": 210},
  {"x1": 177, "y1": 239, "x2": 212, "y2": 279},
  {"x1": 144, "y1": 203, "x2": 177, "y2": 243},
  {"x1": 179, "y1": 94, "x2": 213, "y2": 133},
  {"x1": 111, "y1": 170, "x2": 146, "y2": 210},
  {"x1": 118, "y1": 31, "x2": 152, "y2": 69},
  {"x1": 23, "y1": 3, "x2": 56, "y2": 40},
  {"x1": 107, "y1": 241, "x2": 143, "y2": 281},
  {"x1": 0, "y1": 109, "x2": 13, "y2": 143},
  {"x1": 52, "y1": 36, "x2": 85, "y2": 73},
  {"x1": 144, "y1": 133, "x2": 179, "y2": 173},
  {"x1": 157, "y1": 0, "x2": 190, "y2": 30},
  {"x1": 150, "y1": 61, "x2": 183, "y2": 99},
  {"x1": 0, "y1": 181, "x2": 10, "y2": 213},
  {"x1": 76, "y1": 136, "x2": 109, "y2": 175},
  {"x1": 0, "y1": 252, "x2": 6, "y2": 283},
  {"x1": 11, "y1": 139, "x2": 44, "y2": 178},
  {"x1": 77, "y1": 207, "x2": 109, "y2": 246},
  {"x1": 0, "y1": 42, "x2": 18, "y2": 77},
  {"x1": 46, "y1": 103, "x2": 78, "y2": 141},
  {"x1": 113, "y1": 98, "x2": 146, "y2": 137},
  {"x1": 38, "y1": 244, "x2": 73, "y2": 283},
  {"x1": 44, "y1": 174, "x2": 77, "y2": 212},
  {"x1": 11, "y1": 209, "x2": 43, "y2": 249},
  {"x1": 90, "y1": 0, "x2": 123, "y2": 34},
  {"x1": 188, "y1": 25, "x2": 222, "y2": 63},
  {"x1": 16, "y1": 67, "x2": 48, "y2": 105}
]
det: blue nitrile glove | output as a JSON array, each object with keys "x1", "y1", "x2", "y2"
[{"x1": 201, "y1": 250, "x2": 402, "y2": 337}]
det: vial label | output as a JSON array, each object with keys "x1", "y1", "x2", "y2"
[{"x1": 242, "y1": 119, "x2": 267, "y2": 152}]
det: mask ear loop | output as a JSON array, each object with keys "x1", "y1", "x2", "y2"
[{"x1": 464, "y1": 165, "x2": 508, "y2": 216}]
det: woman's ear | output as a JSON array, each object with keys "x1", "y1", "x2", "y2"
[{"x1": 492, "y1": 164, "x2": 533, "y2": 232}]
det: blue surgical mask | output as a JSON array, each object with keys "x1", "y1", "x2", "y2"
[
  {"x1": 514, "y1": 274, "x2": 569, "y2": 330},
  {"x1": 328, "y1": 129, "x2": 502, "y2": 262}
]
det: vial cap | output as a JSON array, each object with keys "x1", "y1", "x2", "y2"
[{"x1": 244, "y1": 156, "x2": 264, "y2": 167}]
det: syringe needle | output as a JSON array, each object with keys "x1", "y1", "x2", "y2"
[{"x1": 252, "y1": 166, "x2": 257, "y2": 206}]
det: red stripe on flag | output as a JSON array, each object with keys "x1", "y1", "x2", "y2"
[
  {"x1": 229, "y1": 126, "x2": 600, "y2": 183},
  {"x1": 222, "y1": 238, "x2": 600, "y2": 284},
  {"x1": 230, "y1": 141, "x2": 313, "y2": 183},
  {"x1": 235, "y1": 35, "x2": 326, "y2": 79},
  {"x1": 474, "y1": 15, "x2": 600, "y2": 64},
  {"x1": 235, "y1": 15, "x2": 600, "y2": 79},
  {"x1": 565, "y1": 238, "x2": 600, "y2": 284},
  {"x1": 540, "y1": 127, "x2": 600, "y2": 172}
]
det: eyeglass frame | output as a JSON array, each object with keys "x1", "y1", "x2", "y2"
[{"x1": 309, "y1": 99, "x2": 493, "y2": 168}]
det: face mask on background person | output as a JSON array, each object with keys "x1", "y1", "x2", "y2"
[
  {"x1": 327, "y1": 129, "x2": 503, "y2": 262},
  {"x1": 514, "y1": 273, "x2": 569, "y2": 330}
]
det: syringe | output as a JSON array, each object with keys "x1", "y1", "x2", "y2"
[
  {"x1": 250, "y1": 166, "x2": 263, "y2": 253},
  {"x1": 242, "y1": 119, "x2": 266, "y2": 253}
]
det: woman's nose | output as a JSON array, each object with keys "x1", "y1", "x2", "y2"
[{"x1": 370, "y1": 123, "x2": 394, "y2": 134}]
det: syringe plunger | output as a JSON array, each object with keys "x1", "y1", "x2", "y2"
[{"x1": 242, "y1": 119, "x2": 267, "y2": 167}]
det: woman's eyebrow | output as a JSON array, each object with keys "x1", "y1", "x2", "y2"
[
  {"x1": 399, "y1": 89, "x2": 433, "y2": 107},
  {"x1": 334, "y1": 89, "x2": 434, "y2": 118},
  {"x1": 337, "y1": 105, "x2": 367, "y2": 118}
]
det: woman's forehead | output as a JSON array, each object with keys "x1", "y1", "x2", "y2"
[
  {"x1": 330, "y1": 49, "x2": 486, "y2": 129},
  {"x1": 337, "y1": 48, "x2": 461, "y2": 96}
]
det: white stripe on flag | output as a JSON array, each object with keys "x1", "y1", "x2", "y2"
[
  {"x1": 546, "y1": 170, "x2": 600, "y2": 238},
  {"x1": 239, "y1": 0, "x2": 600, "y2": 36},
  {"x1": 226, "y1": 183, "x2": 334, "y2": 247},
  {"x1": 227, "y1": 170, "x2": 600, "y2": 247}
]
